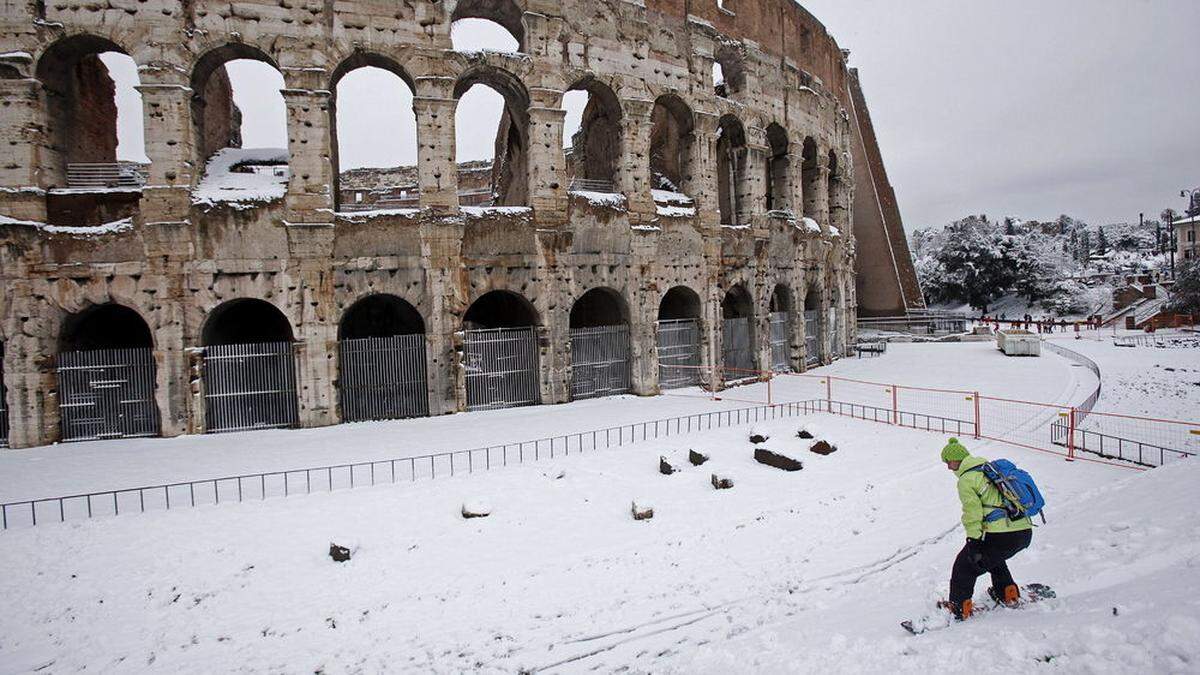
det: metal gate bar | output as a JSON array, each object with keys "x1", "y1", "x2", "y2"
[
  {"x1": 656, "y1": 318, "x2": 701, "y2": 389},
  {"x1": 769, "y1": 311, "x2": 790, "y2": 372},
  {"x1": 338, "y1": 335, "x2": 429, "y2": 422},
  {"x1": 464, "y1": 327, "x2": 540, "y2": 411},
  {"x1": 56, "y1": 347, "x2": 160, "y2": 442},
  {"x1": 722, "y1": 317, "x2": 754, "y2": 375},
  {"x1": 203, "y1": 342, "x2": 299, "y2": 433},
  {"x1": 570, "y1": 324, "x2": 631, "y2": 400},
  {"x1": 0, "y1": 343, "x2": 8, "y2": 447},
  {"x1": 804, "y1": 310, "x2": 821, "y2": 367}
]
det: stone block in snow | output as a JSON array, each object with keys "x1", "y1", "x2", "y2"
[
  {"x1": 329, "y1": 543, "x2": 351, "y2": 562},
  {"x1": 749, "y1": 433, "x2": 769, "y2": 444},
  {"x1": 631, "y1": 499, "x2": 655, "y2": 520},
  {"x1": 754, "y1": 448, "x2": 804, "y2": 471},
  {"x1": 809, "y1": 440, "x2": 838, "y2": 455},
  {"x1": 462, "y1": 500, "x2": 492, "y2": 518},
  {"x1": 660, "y1": 456, "x2": 680, "y2": 475},
  {"x1": 711, "y1": 473, "x2": 734, "y2": 490},
  {"x1": 689, "y1": 449, "x2": 710, "y2": 466}
]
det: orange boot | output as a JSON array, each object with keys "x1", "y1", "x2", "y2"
[
  {"x1": 936, "y1": 599, "x2": 974, "y2": 621},
  {"x1": 988, "y1": 584, "x2": 1021, "y2": 607}
]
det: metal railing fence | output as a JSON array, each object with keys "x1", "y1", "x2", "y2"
[
  {"x1": 804, "y1": 310, "x2": 820, "y2": 366},
  {"x1": 0, "y1": 399, "x2": 820, "y2": 530},
  {"x1": 1112, "y1": 333, "x2": 1200, "y2": 348},
  {"x1": 569, "y1": 325, "x2": 632, "y2": 400},
  {"x1": 56, "y1": 348, "x2": 160, "y2": 442},
  {"x1": 203, "y1": 342, "x2": 299, "y2": 433},
  {"x1": 722, "y1": 317, "x2": 754, "y2": 374},
  {"x1": 769, "y1": 312, "x2": 789, "y2": 372},
  {"x1": 567, "y1": 178, "x2": 617, "y2": 194},
  {"x1": 66, "y1": 162, "x2": 147, "y2": 188},
  {"x1": 656, "y1": 319, "x2": 702, "y2": 390},
  {"x1": 338, "y1": 335, "x2": 429, "y2": 422}
]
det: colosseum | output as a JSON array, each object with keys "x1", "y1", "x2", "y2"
[{"x1": 0, "y1": 0, "x2": 922, "y2": 448}]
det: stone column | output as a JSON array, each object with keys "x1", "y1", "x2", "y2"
[
  {"x1": 527, "y1": 86, "x2": 567, "y2": 220},
  {"x1": 281, "y1": 68, "x2": 335, "y2": 225},
  {"x1": 420, "y1": 220, "x2": 465, "y2": 415},
  {"x1": 137, "y1": 66, "x2": 197, "y2": 265},
  {"x1": 413, "y1": 76, "x2": 459, "y2": 213},
  {"x1": 692, "y1": 112, "x2": 721, "y2": 232},
  {"x1": 0, "y1": 74, "x2": 47, "y2": 222},
  {"x1": 619, "y1": 98, "x2": 657, "y2": 225}
]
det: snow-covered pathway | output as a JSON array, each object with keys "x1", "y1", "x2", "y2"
[{"x1": 0, "y1": 342, "x2": 1086, "y2": 504}]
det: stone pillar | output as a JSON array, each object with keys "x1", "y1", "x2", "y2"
[
  {"x1": 692, "y1": 112, "x2": 721, "y2": 232},
  {"x1": 619, "y1": 98, "x2": 657, "y2": 225},
  {"x1": 413, "y1": 76, "x2": 459, "y2": 213},
  {"x1": 281, "y1": 68, "x2": 335, "y2": 225},
  {"x1": 137, "y1": 66, "x2": 197, "y2": 272},
  {"x1": 815, "y1": 164, "x2": 832, "y2": 232},
  {"x1": 0, "y1": 75, "x2": 47, "y2": 222},
  {"x1": 2, "y1": 330, "x2": 55, "y2": 449},
  {"x1": 420, "y1": 220, "x2": 465, "y2": 415},
  {"x1": 527, "y1": 87, "x2": 567, "y2": 220}
]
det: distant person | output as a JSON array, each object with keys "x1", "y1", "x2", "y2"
[{"x1": 938, "y1": 438, "x2": 1034, "y2": 621}]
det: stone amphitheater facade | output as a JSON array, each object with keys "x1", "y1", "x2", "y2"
[{"x1": 0, "y1": 0, "x2": 922, "y2": 448}]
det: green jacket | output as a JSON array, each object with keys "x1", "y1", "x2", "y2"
[{"x1": 955, "y1": 455, "x2": 1033, "y2": 539}]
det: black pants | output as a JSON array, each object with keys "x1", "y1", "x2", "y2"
[{"x1": 949, "y1": 529, "x2": 1033, "y2": 604}]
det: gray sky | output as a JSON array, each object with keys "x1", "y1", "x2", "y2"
[{"x1": 104, "y1": 3, "x2": 1199, "y2": 228}]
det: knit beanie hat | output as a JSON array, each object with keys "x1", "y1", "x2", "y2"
[{"x1": 941, "y1": 437, "x2": 969, "y2": 463}]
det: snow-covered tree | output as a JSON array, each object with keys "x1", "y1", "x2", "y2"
[{"x1": 1167, "y1": 260, "x2": 1200, "y2": 315}]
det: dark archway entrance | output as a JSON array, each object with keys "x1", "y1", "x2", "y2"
[
  {"x1": 338, "y1": 294, "x2": 428, "y2": 422},
  {"x1": 656, "y1": 286, "x2": 702, "y2": 389},
  {"x1": 56, "y1": 303, "x2": 160, "y2": 441},
  {"x1": 568, "y1": 288, "x2": 630, "y2": 400},
  {"x1": 804, "y1": 287, "x2": 823, "y2": 367},
  {"x1": 721, "y1": 285, "x2": 755, "y2": 378},
  {"x1": 201, "y1": 299, "x2": 298, "y2": 433},
  {"x1": 462, "y1": 290, "x2": 540, "y2": 411},
  {"x1": 769, "y1": 285, "x2": 792, "y2": 372}
]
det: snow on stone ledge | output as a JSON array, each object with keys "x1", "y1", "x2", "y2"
[
  {"x1": 0, "y1": 213, "x2": 133, "y2": 236},
  {"x1": 655, "y1": 204, "x2": 696, "y2": 218},
  {"x1": 461, "y1": 206, "x2": 532, "y2": 219},
  {"x1": 193, "y1": 147, "x2": 290, "y2": 209},
  {"x1": 335, "y1": 207, "x2": 421, "y2": 223},
  {"x1": 829, "y1": 226, "x2": 841, "y2": 237},
  {"x1": 799, "y1": 217, "x2": 822, "y2": 234},
  {"x1": 651, "y1": 189, "x2": 693, "y2": 205},
  {"x1": 571, "y1": 190, "x2": 627, "y2": 209}
]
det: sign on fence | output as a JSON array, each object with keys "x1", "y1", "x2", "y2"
[
  {"x1": 657, "y1": 319, "x2": 701, "y2": 389},
  {"x1": 56, "y1": 347, "x2": 160, "y2": 442},
  {"x1": 463, "y1": 327, "x2": 540, "y2": 411},
  {"x1": 338, "y1": 335, "x2": 429, "y2": 422},
  {"x1": 203, "y1": 342, "x2": 299, "y2": 433},
  {"x1": 569, "y1": 325, "x2": 631, "y2": 400}
]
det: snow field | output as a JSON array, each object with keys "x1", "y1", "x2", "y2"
[{"x1": 1, "y1": 411, "x2": 1164, "y2": 673}]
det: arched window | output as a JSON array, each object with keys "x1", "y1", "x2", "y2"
[
  {"x1": 569, "y1": 288, "x2": 628, "y2": 329},
  {"x1": 201, "y1": 298, "x2": 293, "y2": 346},
  {"x1": 801, "y1": 137, "x2": 821, "y2": 223},
  {"x1": 765, "y1": 123, "x2": 791, "y2": 213},
  {"x1": 649, "y1": 94, "x2": 694, "y2": 195},
  {"x1": 658, "y1": 286, "x2": 702, "y2": 321},
  {"x1": 59, "y1": 303, "x2": 153, "y2": 352},
  {"x1": 35, "y1": 36, "x2": 147, "y2": 188},
  {"x1": 454, "y1": 67, "x2": 530, "y2": 207},
  {"x1": 450, "y1": 0, "x2": 524, "y2": 52},
  {"x1": 568, "y1": 287, "x2": 631, "y2": 399},
  {"x1": 339, "y1": 294, "x2": 425, "y2": 340},
  {"x1": 803, "y1": 285, "x2": 823, "y2": 367},
  {"x1": 330, "y1": 54, "x2": 418, "y2": 212},
  {"x1": 190, "y1": 45, "x2": 289, "y2": 203},
  {"x1": 656, "y1": 286, "x2": 703, "y2": 389},
  {"x1": 827, "y1": 149, "x2": 843, "y2": 231},
  {"x1": 712, "y1": 45, "x2": 746, "y2": 97},
  {"x1": 563, "y1": 78, "x2": 622, "y2": 194},
  {"x1": 463, "y1": 290, "x2": 539, "y2": 330},
  {"x1": 716, "y1": 115, "x2": 748, "y2": 226}
]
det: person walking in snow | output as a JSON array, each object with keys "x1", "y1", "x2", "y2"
[{"x1": 939, "y1": 438, "x2": 1033, "y2": 620}]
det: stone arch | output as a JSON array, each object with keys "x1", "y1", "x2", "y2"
[
  {"x1": 563, "y1": 76, "x2": 623, "y2": 190},
  {"x1": 765, "y1": 123, "x2": 791, "y2": 212},
  {"x1": 770, "y1": 283, "x2": 792, "y2": 313},
  {"x1": 201, "y1": 298, "x2": 294, "y2": 346},
  {"x1": 450, "y1": 0, "x2": 526, "y2": 51},
  {"x1": 827, "y1": 148, "x2": 842, "y2": 229},
  {"x1": 659, "y1": 286, "x2": 702, "y2": 320},
  {"x1": 329, "y1": 52, "x2": 418, "y2": 211},
  {"x1": 569, "y1": 287, "x2": 628, "y2": 328},
  {"x1": 712, "y1": 42, "x2": 747, "y2": 97},
  {"x1": 716, "y1": 114, "x2": 748, "y2": 226},
  {"x1": 721, "y1": 282, "x2": 756, "y2": 374},
  {"x1": 189, "y1": 43, "x2": 284, "y2": 164},
  {"x1": 35, "y1": 34, "x2": 139, "y2": 187},
  {"x1": 801, "y1": 136, "x2": 821, "y2": 222},
  {"x1": 722, "y1": 283, "x2": 753, "y2": 320},
  {"x1": 464, "y1": 289, "x2": 539, "y2": 329},
  {"x1": 453, "y1": 65, "x2": 531, "y2": 206},
  {"x1": 649, "y1": 93, "x2": 694, "y2": 193},
  {"x1": 338, "y1": 293, "x2": 425, "y2": 340},
  {"x1": 58, "y1": 302, "x2": 153, "y2": 353},
  {"x1": 803, "y1": 281, "x2": 824, "y2": 365}
]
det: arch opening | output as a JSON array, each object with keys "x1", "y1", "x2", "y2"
[
  {"x1": 765, "y1": 123, "x2": 791, "y2": 213},
  {"x1": 331, "y1": 55, "x2": 418, "y2": 212},
  {"x1": 56, "y1": 303, "x2": 160, "y2": 442},
  {"x1": 563, "y1": 78, "x2": 622, "y2": 193},
  {"x1": 721, "y1": 285, "x2": 753, "y2": 320},
  {"x1": 712, "y1": 45, "x2": 746, "y2": 97},
  {"x1": 801, "y1": 137, "x2": 821, "y2": 222},
  {"x1": 464, "y1": 290, "x2": 538, "y2": 330},
  {"x1": 339, "y1": 294, "x2": 425, "y2": 340},
  {"x1": 804, "y1": 285, "x2": 823, "y2": 367},
  {"x1": 658, "y1": 286, "x2": 701, "y2": 321},
  {"x1": 827, "y1": 150, "x2": 844, "y2": 231},
  {"x1": 770, "y1": 284, "x2": 792, "y2": 313},
  {"x1": 454, "y1": 68, "x2": 530, "y2": 207},
  {"x1": 721, "y1": 284, "x2": 755, "y2": 375},
  {"x1": 769, "y1": 285, "x2": 793, "y2": 372},
  {"x1": 59, "y1": 303, "x2": 153, "y2": 352},
  {"x1": 201, "y1": 299, "x2": 294, "y2": 346},
  {"x1": 569, "y1": 288, "x2": 631, "y2": 400},
  {"x1": 450, "y1": 1, "x2": 524, "y2": 52},
  {"x1": 717, "y1": 115, "x2": 748, "y2": 227},
  {"x1": 649, "y1": 94, "x2": 694, "y2": 195},
  {"x1": 569, "y1": 287, "x2": 628, "y2": 329},
  {"x1": 656, "y1": 286, "x2": 703, "y2": 389},
  {"x1": 463, "y1": 290, "x2": 540, "y2": 410}
]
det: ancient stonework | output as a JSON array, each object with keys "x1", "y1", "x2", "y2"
[{"x1": 0, "y1": 0, "x2": 915, "y2": 449}]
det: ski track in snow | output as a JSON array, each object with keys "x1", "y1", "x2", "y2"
[{"x1": 1, "y1": 341, "x2": 1196, "y2": 672}]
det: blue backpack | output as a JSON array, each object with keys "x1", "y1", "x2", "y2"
[{"x1": 970, "y1": 459, "x2": 1046, "y2": 524}]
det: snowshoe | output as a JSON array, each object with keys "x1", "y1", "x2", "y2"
[{"x1": 901, "y1": 584, "x2": 1055, "y2": 635}]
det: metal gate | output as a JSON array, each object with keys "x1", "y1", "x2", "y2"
[
  {"x1": 56, "y1": 348, "x2": 160, "y2": 442},
  {"x1": 0, "y1": 344, "x2": 9, "y2": 447},
  {"x1": 769, "y1": 311, "x2": 790, "y2": 372},
  {"x1": 203, "y1": 342, "x2": 299, "y2": 433},
  {"x1": 464, "y1": 327, "x2": 540, "y2": 411},
  {"x1": 804, "y1": 310, "x2": 821, "y2": 367},
  {"x1": 570, "y1": 324, "x2": 631, "y2": 400},
  {"x1": 722, "y1": 317, "x2": 754, "y2": 377},
  {"x1": 656, "y1": 318, "x2": 701, "y2": 389},
  {"x1": 338, "y1": 335, "x2": 429, "y2": 422},
  {"x1": 830, "y1": 306, "x2": 844, "y2": 358}
]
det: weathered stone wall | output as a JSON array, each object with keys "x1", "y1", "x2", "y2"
[{"x1": 0, "y1": 0, "x2": 876, "y2": 448}]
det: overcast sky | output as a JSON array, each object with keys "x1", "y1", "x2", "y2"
[{"x1": 105, "y1": 3, "x2": 1199, "y2": 229}]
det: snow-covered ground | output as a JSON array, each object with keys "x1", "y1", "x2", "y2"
[{"x1": 1, "y1": 340, "x2": 1196, "y2": 672}]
